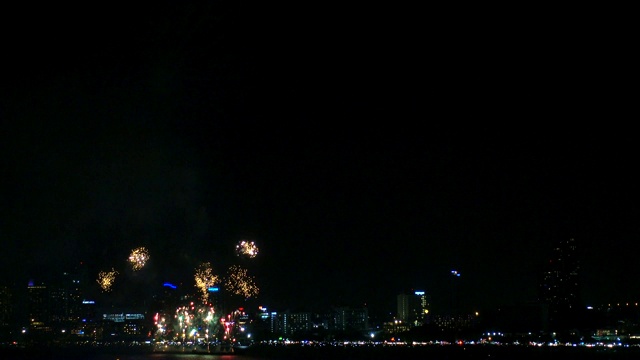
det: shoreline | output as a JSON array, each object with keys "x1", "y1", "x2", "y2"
[{"x1": 3, "y1": 343, "x2": 640, "y2": 359}]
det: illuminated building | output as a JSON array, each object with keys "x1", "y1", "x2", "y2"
[
  {"x1": 397, "y1": 294, "x2": 409, "y2": 322},
  {"x1": 397, "y1": 291, "x2": 430, "y2": 326},
  {"x1": 79, "y1": 300, "x2": 96, "y2": 323},
  {"x1": 431, "y1": 314, "x2": 475, "y2": 331},
  {"x1": 102, "y1": 312, "x2": 145, "y2": 322},
  {"x1": 49, "y1": 272, "x2": 83, "y2": 324},
  {"x1": 101, "y1": 310, "x2": 147, "y2": 340},
  {"x1": 412, "y1": 291, "x2": 429, "y2": 326},
  {"x1": 383, "y1": 319, "x2": 410, "y2": 335},
  {"x1": 0, "y1": 285, "x2": 11, "y2": 329},
  {"x1": 258, "y1": 306, "x2": 269, "y2": 321},
  {"x1": 279, "y1": 312, "x2": 289, "y2": 335},
  {"x1": 541, "y1": 238, "x2": 579, "y2": 308},
  {"x1": 288, "y1": 312, "x2": 311, "y2": 335},
  {"x1": 275, "y1": 311, "x2": 312, "y2": 336},
  {"x1": 27, "y1": 271, "x2": 89, "y2": 335},
  {"x1": 540, "y1": 238, "x2": 580, "y2": 327},
  {"x1": 27, "y1": 281, "x2": 50, "y2": 332},
  {"x1": 269, "y1": 312, "x2": 279, "y2": 334},
  {"x1": 541, "y1": 238, "x2": 579, "y2": 306},
  {"x1": 332, "y1": 306, "x2": 368, "y2": 332}
]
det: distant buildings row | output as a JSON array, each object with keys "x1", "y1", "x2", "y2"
[
  {"x1": 254, "y1": 306, "x2": 369, "y2": 338},
  {"x1": 0, "y1": 276, "x2": 149, "y2": 342},
  {"x1": 0, "y1": 273, "x2": 475, "y2": 343},
  {"x1": 2, "y1": 238, "x2": 639, "y2": 344}
]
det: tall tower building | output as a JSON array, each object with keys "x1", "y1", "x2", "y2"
[
  {"x1": 27, "y1": 281, "x2": 50, "y2": 332},
  {"x1": 541, "y1": 238, "x2": 580, "y2": 309},
  {"x1": 397, "y1": 291, "x2": 430, "y2": 326},
  {"x1": 0, "y1": 285, "x2": 12, "y2": 329},
  {"x1": 45, "y1": 270, "x2": 85, "y2": 330},
  {"x1": 269, "y1": 312, "x2": 279, "y2": 334},
  {"x1": 540, "y1": 238, "x2": 580, "y2": 329},
  {"x1": 412, "y1": 291, "x2": 429, "y2": 326},
  {"x1": 397, "y1": 294, "x2": 409, "y2": 322}
]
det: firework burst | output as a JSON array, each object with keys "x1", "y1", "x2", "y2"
[
  {"x1": 97, "y1": 268, "x2": 118, "y2": 292},
  {"x1": 235, "y1": 240, "x2": 259, "y2": 258},
  {"x1": 225, "y1": 265, "x2": 259, "y2": 298},
  {"x1": 169, "y1": 303, "x2": 218, "y2": 343},
  {"x1": 194, "y1": 262, "x2": 219, "y2": 304},
  {"x1": 128, "y1": 246, "x2": 150, "y2": 271}
]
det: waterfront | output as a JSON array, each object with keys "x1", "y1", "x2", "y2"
[{"x1": 4, "y1": 344, "x2": 640, "y2": 360}]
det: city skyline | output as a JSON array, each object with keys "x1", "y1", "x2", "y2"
[
  {"x1": 3, "y1": 235, "x2": 640, "y2": 349},
  {"x1": 1, "y1": 2, "x2": 638, "y2": 323},
  {"x1": 0, "y1": 236, "x2": 636, "y2": 321}
]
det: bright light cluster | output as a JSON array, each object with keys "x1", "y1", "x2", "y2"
[
  {"x1": 128, "y1": 247, "x2": 150, "y2": 271},
  {"x1": 97, "y1": 268, "x2": 118, "y2": 292},
  {"x1": 236, "y1": 240, "x2": 259, "y2": 258},
  {"x1": 169, "y1": 303, "x2": 218, "y2": 343},
  {"x1": 225, "y1": 265, "x2": 259, "y2": 298},
  {"x1": 194, "y1": 262, "x2": 219, "y2": 304}
]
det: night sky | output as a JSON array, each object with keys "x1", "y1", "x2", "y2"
[{"x1": 1, "y1": 4, "x2": 637, "y2": 317}]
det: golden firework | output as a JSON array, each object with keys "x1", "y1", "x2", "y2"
[
  {"x1": 194, "y1": 262, "x2": 219, "y2": 304},
  {"x1": 235, "y1": 240, "x2": 259, "y2": 258},
  {"x1": 97, "y1": 268, "x2": 118, "y2": 292},
  {"x1": 225, "y1": 265, "x2": 259, "y2": 298},
  {"x1": 128, "y1": 247, "x2": 150, "y2": 271}
]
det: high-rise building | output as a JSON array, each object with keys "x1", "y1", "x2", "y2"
[
  {"x1": 269, "y1": 312, "x2": 279, "y2": 334},
  {"x1": 397, "y1": 291, "x2": 430, "y2": 326},
  {"x1": 540, "y1": 238, "x2": 580, "y2": 329},
  {"x1": 412, "y1": 291, "x2": 429, "y2": 326},
  {"x1": 397, "y1": 294, "x2": 409, "y2": 322},
  {"x1": 332, "y1": 307, "x2": 369, "y2": 332},
  {"x1": 49, "y1": 274, "x2": 82, "y2": 324},
  {"x1": 0, "y1": 285, "x2": 11, "y2": 328},
  {"x1": 288, "y1": 312, "x2": 311, "y2": 335},
  {"x1": 27, "y1": 281, "x2": 50, "y2": 332},
  {"x1": 0, "y1": 285, "x2": 12, "y2": 340},
  {"x1": 540, "y1": 238, "x2": 580, "y2": 309}
]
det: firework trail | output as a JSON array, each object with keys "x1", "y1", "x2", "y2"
[
  {"x1": 194, "y1": 262, "x2": 219, "y2": 304},
  {"x1": 155, "y1": 303, "x2": 218, "y2": 343}
]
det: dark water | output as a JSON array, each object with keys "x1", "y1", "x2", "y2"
[{"x1": 3, "y1": 346, "x2": 640, "y2": 360}]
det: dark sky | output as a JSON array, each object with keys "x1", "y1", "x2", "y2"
[{"x1": 1, "y1": 4, "x2": 637, "y2": 316}]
